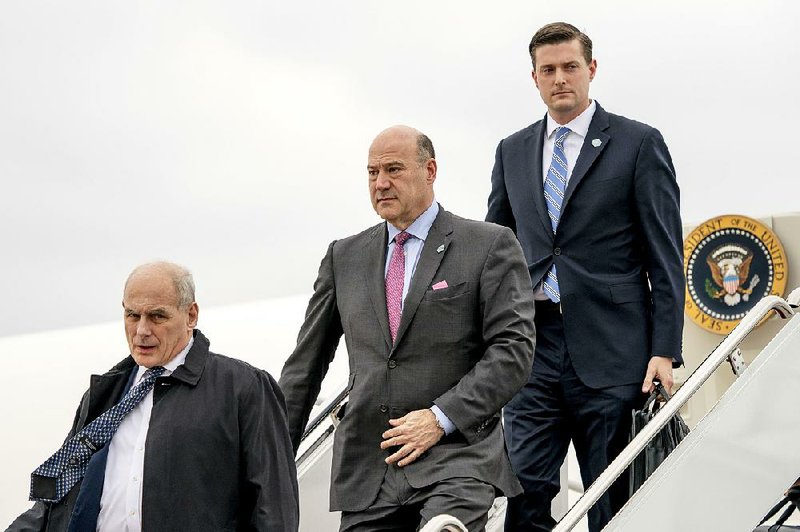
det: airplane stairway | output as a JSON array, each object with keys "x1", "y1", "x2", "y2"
[
  {"x1": 294, "y1": 290, "x2": 800, "y2": 531},
  {"x1": 557, "y1": 291, "x2": 800, "y2": 531}
]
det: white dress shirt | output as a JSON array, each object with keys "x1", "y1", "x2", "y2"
[
  {"x1": 96, "y1": 337, "x2": 193, "y2": 532},
  {"x1": 533, "y1": 100, "x2": 597, "y2": 300}
]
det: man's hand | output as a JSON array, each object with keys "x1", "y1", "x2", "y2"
[
  {"x1": 380, "y1": 409, "x2": 444, "y2": 467},
  {"x1": 642, "y1": 355, "x2": 674, "y2": 394}
]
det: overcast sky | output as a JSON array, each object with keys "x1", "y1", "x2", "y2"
[{"x1": 1, "y1": 0, "x2": 798, "y2": 337}]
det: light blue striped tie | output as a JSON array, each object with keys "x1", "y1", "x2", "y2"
[{"x1": 542, "y1": 127, "x2": 570, "y2": 303}]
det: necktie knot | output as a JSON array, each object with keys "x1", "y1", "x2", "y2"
[
  {"x1": 143, "y1": 366, "x2": 166, "y2": 380},
  {"x1": 555, "y1": 126, "x2": 571, "y2": 147},
  {"x1": 394, "y1": 231, "x2": 411, "y2": 247}
]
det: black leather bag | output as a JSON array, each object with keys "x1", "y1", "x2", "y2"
[{"x1": 628, "y1": 382, "x2": 690, "y2": 496}]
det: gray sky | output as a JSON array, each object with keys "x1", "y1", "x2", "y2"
[{"x1": 1, "y1": 0, "x2": 798, "y2": 337}]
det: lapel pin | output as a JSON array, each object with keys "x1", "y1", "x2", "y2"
[
  {"x1": 591, "y1": 138, "x2": 602, "y2": 147},
  {"x1": 436, "y1": 244, "x2": 445, "y2": 253}
]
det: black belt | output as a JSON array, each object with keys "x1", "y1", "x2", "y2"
[{"x1": 535, "y1": 299, "x2": 562, "y2": 314}]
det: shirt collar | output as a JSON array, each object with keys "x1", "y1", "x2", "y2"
[
  {"x1": 546, "y1": 99, "x2": 596, "y2": 140},
  {"x1": 135, "y1": 334, "x2": 194, "y2": 382},
  {"x1": 386, "y1": 200, "x2": 439, "y2": 245}
]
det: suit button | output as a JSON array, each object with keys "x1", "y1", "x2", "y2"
[
  {"x1": 554, "y1": 247, "x2": 562, "y2": 256},
  {"x1": 380, "y1": 404, "x2": 388, "y2": 413},
  {"x1": 388, "y1": 360, "x2": 397, "y2": 369}
]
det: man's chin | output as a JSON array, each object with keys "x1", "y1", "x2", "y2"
[
  {"x1": 376, "y1": 207, "x2": 398, "y2": 223},
  {"x1": 132, "y1": 351, "x2": 162, "y2": 368},
  {"x1": 551, "y1": 99, "x2": 576, "y2": 111}
]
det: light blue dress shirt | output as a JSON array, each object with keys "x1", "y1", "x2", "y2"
[{"x1": 384, "y1": 200, "x2": 456, "y2": 435}]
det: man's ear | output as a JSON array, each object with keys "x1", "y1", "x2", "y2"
[
  {"x1": 532, "y1": 69, "x2": 539, "y2": 89},
  {"x1": 187, "y1": 302, "x2": 199, "y2": 329},
  {"x1": 426, "y1": 159, "x2": 437, "y2": 185}
]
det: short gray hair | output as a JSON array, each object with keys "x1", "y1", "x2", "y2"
[
  {"x1": 125, "y1": 261, "x2": 196, "y2": 309},
  {"x1": 416, "y1": 133, "x2": 435, "y2": 164},
  {"x1": 172, "y1": 266, "x2": 196, "y2": 309}
]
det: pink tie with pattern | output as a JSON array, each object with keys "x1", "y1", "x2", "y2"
[{"x1": 386, "y1": 231, "x2": 411, "y2": 342}]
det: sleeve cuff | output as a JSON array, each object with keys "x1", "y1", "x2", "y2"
[{"x1": 430, "y1": 405, "x2": 456, "y2": 435}]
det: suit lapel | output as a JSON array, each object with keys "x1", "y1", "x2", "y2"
[
  {"x1": 519, "y1": 119, "x2": 554, "y2": 240},
  {"x1": 84, "y1": 362, "x2": 135, "y2": 429},
  {"x1": 391, "y1": 207, "x2": 453, "y2": 353},
  {"x1": 363, "y1": 224, "x2": 393, "y2": 350},
  {"x1": 561, "y1": 104, "x2": 610, "y2": 213}
]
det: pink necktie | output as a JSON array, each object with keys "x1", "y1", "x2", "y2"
[{"x1": 386, "y1": 231, "x2": 411, "y2": 342}]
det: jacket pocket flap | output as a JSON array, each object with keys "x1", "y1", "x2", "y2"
[
  {"x1": 422, "y1": 281, "x2": 470, "y2": 301},
  {"x1": 610, "y1": 283, "x2": 646, "y2": 303}
]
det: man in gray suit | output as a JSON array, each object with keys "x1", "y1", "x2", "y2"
[{"x1": 279, "y1": 125, "x2": 536, "y2": 531}]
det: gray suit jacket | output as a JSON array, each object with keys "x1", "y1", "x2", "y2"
[{"x1": 279, "y1": 206, "x2": 535, "y2": 512}]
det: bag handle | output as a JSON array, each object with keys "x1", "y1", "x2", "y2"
[{"x1": 642, "y1": 381, "x2": 672, "y2": 412}]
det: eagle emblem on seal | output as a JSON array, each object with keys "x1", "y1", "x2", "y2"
[
  {"x1": 705, "y1": 244, "x2": 760, "y2": 306},
  {"x1": 684, "y1": 214, "x2": 788, "y2": 335}
]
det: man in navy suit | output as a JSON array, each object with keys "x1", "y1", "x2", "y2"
[{"x1": 487, "y1": 22, "x2": 684, "y2": 531}]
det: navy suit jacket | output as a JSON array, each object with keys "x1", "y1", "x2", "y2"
[{"x1": 487, "y1": 103, "x2": 684, "y2": 388}]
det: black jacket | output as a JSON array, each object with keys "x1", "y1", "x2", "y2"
[{"x1": 8, "y1": 330, "x2": 299, "y2": 531}]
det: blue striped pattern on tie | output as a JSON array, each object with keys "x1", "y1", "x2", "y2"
[{"x1": 542, "y1": 127, "x2": 570, "y2": 303}]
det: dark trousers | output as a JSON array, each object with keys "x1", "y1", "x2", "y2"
[
  {"x1": 340, "y1": 464, "x2": 495, "y2": 532},
  {"x1": 503, "y1": 301, "x2": 642, "y2": 532}
]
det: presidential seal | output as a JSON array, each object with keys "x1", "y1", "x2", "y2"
[{"x1": 684, "y1": 214, "x2": 787, "y2": 335}]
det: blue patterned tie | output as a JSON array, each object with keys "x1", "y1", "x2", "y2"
[
  {"x1": 30, "y1": 366, "x2": 165, "y2": 503},
  {"x1": 542, "y1": 127, "x2": 570, "y2": 303}
]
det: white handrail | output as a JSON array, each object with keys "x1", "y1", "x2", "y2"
[
  {"x1": 787, "y1": 286, "x2": 800, "y2": 306},
  {"x1": 553, "y1": 294, "x2": 796, "y2": 532}
]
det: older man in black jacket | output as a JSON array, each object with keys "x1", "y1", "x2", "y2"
[{"x1": 8, "y1": 262, "x2": 299, "y2": 531}]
